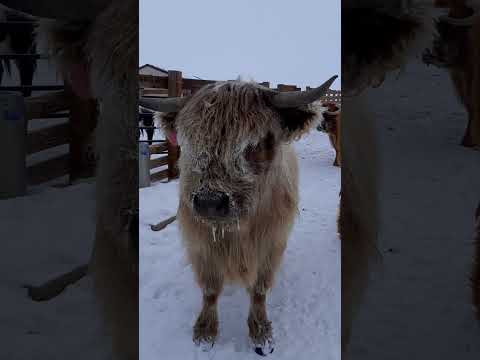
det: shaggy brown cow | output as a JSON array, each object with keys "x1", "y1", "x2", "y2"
[
  {"x1": 422, "y1": 0, "x2": 480, "y2": 147},
  {"x1": 1, "y1": 1, "x2": 138, "y2": 359},
  {"x1": 140, "y1": 76, "x2": 337, "y2": 355},
  {"x1": 318, "y1": 101, "x2": 341, "y2": 166}
]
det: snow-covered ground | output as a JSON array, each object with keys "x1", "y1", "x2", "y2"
[
  {"x1": 0, "y1": 182, "x2": 112, "y2": 360},
  {"x1": 346, "y1": 58, "x2": 480, "y2": 358},
  {"x1": 140, "y1": 130, "x2": 341, "y2": 359}
]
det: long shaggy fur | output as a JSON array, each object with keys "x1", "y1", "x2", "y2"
[
  {"x1": 342, "y1": 7, "x2": 426, "y2": 95},
  {"x1": 159, "y1": 80, "x2": 318, "y2": 347},
  {"x1": 36, "y1": 1, "x2": 138, "y2": 359},
  {"x1": 340, "y1": 2, "x2": 428, "y2": 355}
]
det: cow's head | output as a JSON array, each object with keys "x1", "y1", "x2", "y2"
[{"x1": 141, "y1": 76, "x2": 337, "y2": 226}]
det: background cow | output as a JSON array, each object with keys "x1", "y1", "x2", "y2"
[
  {"x1": 318, "y1": 101, "x2": 341, "y2": 166},
  {"x1": 422, "y1": 0, "x2": 480, "y2": 147}
]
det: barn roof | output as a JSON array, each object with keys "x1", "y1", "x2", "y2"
[{"x1": 139, "y1": 64, "x2": 168, "y2": 75}]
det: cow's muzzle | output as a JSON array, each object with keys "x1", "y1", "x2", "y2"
[{"x1": 193, "y1": 191, "x2": 230, "y2": 218}]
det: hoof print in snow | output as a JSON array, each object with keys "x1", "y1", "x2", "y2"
[{"x1": 254, "y1": 345, "x2": 274, "y2": 356}]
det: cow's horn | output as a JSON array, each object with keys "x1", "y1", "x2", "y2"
[
  {"x1": 0, "y1": 0, "x2": 110, "y2": 20},
  {"x1": 139, "y1": 97, "x2": 187, "y2": 113},
  {"x1": 271, "y1": 75, "x2": 338, "y2": 108}
]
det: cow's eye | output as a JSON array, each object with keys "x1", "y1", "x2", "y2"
[{"x1": 244, "y1": 132, "x2": 275, "y2": 165}]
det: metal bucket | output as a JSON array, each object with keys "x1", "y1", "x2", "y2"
[{"x1": 0, "y1": 92, "x2": 27, "y2": 199}]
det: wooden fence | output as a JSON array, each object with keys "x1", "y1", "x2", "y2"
[
  {"x1": 139, "y1": 70, "x2": 341, "y2": 184},
  {"x1": 1, "y1": 56, "x2": 97, "y2": 187}
]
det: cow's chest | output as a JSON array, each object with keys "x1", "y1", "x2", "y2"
[{"x1": 210, "y1": 231, "x2": 261, "y2": 286}]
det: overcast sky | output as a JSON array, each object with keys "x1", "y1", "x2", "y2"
[{"x1": 140, "y1": 0, "x2": 340, "y2": 90}]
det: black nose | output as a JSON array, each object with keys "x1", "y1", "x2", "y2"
[{"x1": 193, "y1": 191, "x2": 230, "y2": 217}]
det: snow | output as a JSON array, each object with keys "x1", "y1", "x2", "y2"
[
  {"x1": 140, "y1": 130, "x2": 341, "y2": 359},
  {"x1": 0, "y1": 182, "x2": 111, "y2": 360},
  {"x1": 345, "y1": 59, "x2": 480, "y2": 358}
]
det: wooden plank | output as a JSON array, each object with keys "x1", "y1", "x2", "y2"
[
  {"x1": 0, "y1": 85, "x2": 64, "y2": 92},
  {"x1": 25, "y1": 91, "x2": 71, "y2": 120},
  {"x1": 139, "y1": 74, "x2": 216, "y2": 91},
  {"x1": 149, "y1": 142, "x2": 168, "y2": 154},
  {"x1": 140, "y1": 74, "x2": 272, "y2": 93},
  {"x1": 142, "y1": 88, "x2": 168, "y2": 96},
  {"x1": 277, "y1": 84, "x2": 301, "y2": 92},
  {"x1": 150, "y1": 156, "x2": 168, "y2": 169},
  {"x1": 151, "y1": 169, "x2": 169, "y2": 182},
  {"x1": 0, "y1": 54, "x2": 49, "y2": 60},
  {"x1": 27, "y1": 122, "x2": 70, "y2": 154},
  {"x1": 27, "y1": 153, "x2": 70, "y2": 186}
]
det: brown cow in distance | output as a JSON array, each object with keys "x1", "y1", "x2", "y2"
[
  {"x1": 140, "y1": 76, "x2": 337, "y2": 355},
  {"x1": 422, "y1": 0, "x2": 480, "y2": 147},
  {"x1": 318, "y1": 101, "x2": 341, "y2": 166}
]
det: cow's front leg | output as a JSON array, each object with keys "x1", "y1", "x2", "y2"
[
  {"x1": 248, "y1": 269, "x2": 275, "y2": 356},
  {"x1": 193, "y1": 269, "x2": 223, "y2": 349}
]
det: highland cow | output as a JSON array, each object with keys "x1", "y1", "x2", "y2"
[{"x1": 140, "y1": 76, "x2": 337, "y2": 355}]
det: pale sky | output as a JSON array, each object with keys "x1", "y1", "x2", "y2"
[{"x1": 140, "y1": 0, "x2": 340, "y2": 90}]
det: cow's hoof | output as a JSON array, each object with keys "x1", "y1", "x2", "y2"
[
  {"x1": 194, "y1": 338, "x2": 215, "y2": 352},
  {"x1": 254, "y1": 340, "x2": 274, "y2": 356}
]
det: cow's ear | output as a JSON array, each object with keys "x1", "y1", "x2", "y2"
[
  {"x1": 275, "y1": 106, "x2": 319, "y2": 141},
  {"x1": 155, "y1": 112, "x2": 178, "y2": 146}
]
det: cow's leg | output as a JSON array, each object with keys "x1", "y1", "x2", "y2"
[
  {"x1": 192, "y1": 266, "x2": 223, "y2": 348},
  {"x1": 16, "y1": 59, "x2": 36, "y2": 98},
  {"x1": 247, "y1": 266, "x2": 275, "y2": 355},
  {"x1": 146, "y1": 127, "x2": 154, "y2": 145}
]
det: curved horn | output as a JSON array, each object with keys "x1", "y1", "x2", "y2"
[
  {"x1": 139, "y1": 97, "x2": 188, "y2": 113},
  {"x1": 271, "y1": 75, "x2": 338, "y2": 108},
  {"x1": 0, "y1": 0, "x2": 110, "y2": 20}
]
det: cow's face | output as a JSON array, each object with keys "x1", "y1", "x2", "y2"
[{"x1": 157, "y1": 81, "x2": 322, "y2": 227}]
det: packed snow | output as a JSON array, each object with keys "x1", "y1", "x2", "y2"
[
  {"x1": 0, "y1": 181, "x2": 112, "y2": 360},
  {"x1": 139, "y1": 128, "x2": 341, "y2": 360}
]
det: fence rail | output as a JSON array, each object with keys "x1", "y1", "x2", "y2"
[
  {"x1": 139, "y1": 71, "x2": 341, "y2": 104},
  {"x1": 1, "y1": 25, "x2": 97, "y2": 191}
]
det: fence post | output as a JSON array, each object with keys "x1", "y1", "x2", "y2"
[
  {"x1": 167, "y1": 70, "x2": 182, "y2": 180},
  {"x1": 139, "y1": 142, "x2": 151, "y2": 188},
  {"x1": 0, "y1": 92, "x2": 27, "y2": 199}
]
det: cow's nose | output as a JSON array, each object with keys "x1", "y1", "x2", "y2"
[{"x1": 193, "y1": 191, "x2": 230, "y2": 217}]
